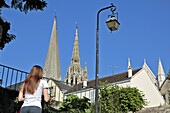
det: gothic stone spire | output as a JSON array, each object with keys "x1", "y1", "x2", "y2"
[{"x1": 71, "y1": 24, "x2": 80, "y2": 65}]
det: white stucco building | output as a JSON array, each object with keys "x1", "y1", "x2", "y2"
[{"x1": 63, "y1": 58, "x2": 166, "y2": 108}]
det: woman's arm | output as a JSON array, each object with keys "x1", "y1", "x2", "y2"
[
  {"x1": 43, "y1": 88, "x2": 50, "y2": 102},
  {"x1": 18, "y1": 88, "x2": 25, "y2": 101}
]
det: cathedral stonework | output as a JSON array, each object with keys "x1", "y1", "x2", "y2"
[{"x1": 65, "y1": 25, "x2": 88, "y2": 85}]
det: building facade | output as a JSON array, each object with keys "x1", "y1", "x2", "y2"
[{"x1": 64, "y1": 58, "x2": 166, "y2": 108}]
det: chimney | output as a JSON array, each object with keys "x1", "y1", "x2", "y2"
[
  {"x1": 128, "y1": 58, "x2": 132, "y2": 78},
  {"x1": 83, "y1": 77, "x2": 87, "y2": 88}
]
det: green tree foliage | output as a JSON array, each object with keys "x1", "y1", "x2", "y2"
[
  {"x1": 58, "y1": 94, "x2": 91, "y2": 113},
  {"x1": 0, "y1": 0, "x2": 9, "y2": 8},
  {"x1": 0, "y1": 17, "x2": 15, "y2": 50},
  {"x1": 11, "y1": 0, "x2": 47, "y2": 14},
  {"x1": 88, "y1": 103, "x2": 95, "y2": 113},
  {"x1": 0, "y1": 0, "x2": 47, "y2": 14},
  {"x1": 99, "y1": 81, "x2": 147, "y2": 113},
  {"x1": 0, "y1": 0, "x2": 47, "y2": 50}
]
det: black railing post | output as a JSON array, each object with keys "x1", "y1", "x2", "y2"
[
  {"x1": 15, "y1": 71, "x2": 18, "y2": 90},
  {"x1": 1, "y1": 67, "x2": 5, "y2": 86},
  {"x1": 9, "y1": 69, "x2": 14, "y2": 89},
  {"x1": 5, "y1": 68, "x2": 9, "y2": 87},
  {"x1": 20, "y1": 72, "x2": 23, "y2": 82}
]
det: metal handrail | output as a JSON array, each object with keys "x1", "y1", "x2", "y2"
[
  {"x1": 0, "y1": 64, "x2": 29, "y2": 90},
  {"x1": 0, "y1": 64, "x2": 96, "y2": 103}
]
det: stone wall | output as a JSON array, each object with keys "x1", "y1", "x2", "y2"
[{"x1": 136, "y1": 105, "x2": 170, "y2": 113}]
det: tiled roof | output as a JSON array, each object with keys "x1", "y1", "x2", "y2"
[
  {"x1": 88, "y1": 68, "x2": 141, "y2": 86},
  {"x1": 159, "y1": 77, "x2": 169, "y2": 90},
  {"x1": 53, "y1": 81, "x2": 72, "y2": 91},
  {"x1": 65, "y1": 68, "x2": 142, "y2": 94}
]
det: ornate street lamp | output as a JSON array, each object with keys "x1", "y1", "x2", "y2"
[
  {"x1": 95, "y1": 3, "x2": 120, "y2": 113},
  {"x1": 106, "y1": 16, "x2": 120, "y2": 31},
  {"x1": 106, "y1": 7, "x2": 120, "y2": 31}
]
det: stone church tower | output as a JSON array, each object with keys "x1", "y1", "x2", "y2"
[
  {"x1": 43, "y1": 16, "x2": 61, "y2": 80},
  {"x1": 65, "y1": 25, "x2": 88, "y2": 85}
]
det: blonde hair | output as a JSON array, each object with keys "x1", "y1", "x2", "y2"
[{"x1": 19, "y1": 65, "x2": 43, "y2": 94}]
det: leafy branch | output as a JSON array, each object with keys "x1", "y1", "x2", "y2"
[{"x1": 0, "y1": 0, "x2": 47, "y2": 50}]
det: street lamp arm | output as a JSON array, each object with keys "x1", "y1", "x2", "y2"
[{"x1": 97, "y1": 3, "x2": 116, "y2": 30}]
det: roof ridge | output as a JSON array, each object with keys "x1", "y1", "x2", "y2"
[{"x1": 87, "y1": 68, "x2": 142, "y2": 83}]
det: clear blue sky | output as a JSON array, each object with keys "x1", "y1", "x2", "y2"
[{"x1": 0, "y1": 0, "x2": 170, "y2": 81}]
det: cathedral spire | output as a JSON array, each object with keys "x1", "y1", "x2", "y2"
[
  {"x1": 71, "y1": 23, "x2": 80, "y2": 65},
  {"x1": 157, "y1": 57, "x2": 165, "y2": 88},
  {"x1": 43, "y1": 16, "x2": 61, "y2": 80},
  {"x1": 66, "y1": 24, "x2": 88, "y2": 85}
]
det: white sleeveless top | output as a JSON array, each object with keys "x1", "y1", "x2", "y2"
[{"x1": 22, "y1": 79, "x2": 49, "y2": 108}]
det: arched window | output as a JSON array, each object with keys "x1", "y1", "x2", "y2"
[
  {"x1": 75, "y1": 77, "x2": 77, "y2": 84},
  {"x1": 73, "y1": 67, "x2": 74, "y2": 73},
  {"x1": 78, "y1": 68, "x2": 80, "y2": 73},
  {"x1": 71, "y1": 77, "x2": 73, "y2": 85}
]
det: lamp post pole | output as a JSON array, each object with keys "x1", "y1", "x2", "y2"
[{"x1": 95, "y1": 3, "x2": 116, "y2": 113}]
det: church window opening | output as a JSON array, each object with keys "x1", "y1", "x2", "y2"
[
  {"x1": 74, "y1": 60, "x2": 77, "y2": 62},
  {"x1": 75, "y1": 77, "x2": 77, "y2": 84},
  {"x1": 73, "y1": 67, "x2": 74, "y2": 72},
  {"x1": 70, "y1": 68, "x2": 72, "y2": 73},
  {"x1": 71, "y1": 77, "x2": 73, "y2": 85}
]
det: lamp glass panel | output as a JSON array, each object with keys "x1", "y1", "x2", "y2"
[{"x1": 106, "y1": 20, "x2": 119, "y2": 31}]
